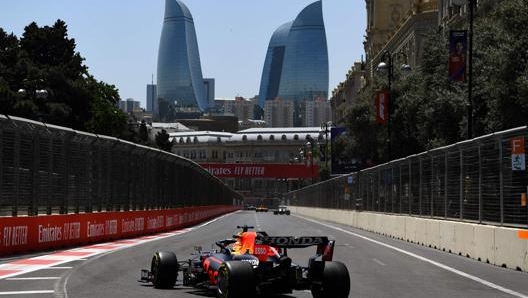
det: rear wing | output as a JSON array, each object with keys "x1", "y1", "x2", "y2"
[
  {"x1": 256, "y1": 235, "x2": 335, "y2": 261},
  {"x1": 256, "y1": 235, "x2": 329, "y2": 248}
]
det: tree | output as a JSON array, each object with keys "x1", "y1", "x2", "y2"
[
  {"x1": 139, "y1": 120, "x2": 149, "y2": 144},
  {"x1": 473, "y1": 0, "x2": 528, "y2": 134},
  {"x1": 84, "y1": 77, "x2": 127, "y2": 137},
  {"x1": 0, "y1": 19, "x2": 129, "y2": 139},
  {"x1": 155, "y1": 129, "x2": 173, "y2": 152}
]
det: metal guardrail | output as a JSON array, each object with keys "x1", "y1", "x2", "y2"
[
  {"x1": 0, "y1": 115, "x2": 242, "y2": 216},
  {"x1": 286, "y1": 126, "x2": 528, "y2": 227}
]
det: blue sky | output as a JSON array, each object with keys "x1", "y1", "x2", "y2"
[{"x1": 1, "y1": 0, "x2": 366, "y2": 108}]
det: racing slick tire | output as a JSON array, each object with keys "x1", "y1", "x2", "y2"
[
  {"x1": 217, "y1": 261, "x2": 255, "y2": 298},
  {"x1": 310, "y1": 261, "x2": 350, "y2": 298},
  {"x1": 150, "y1": 251, "x2": 178, "y2": 289}
]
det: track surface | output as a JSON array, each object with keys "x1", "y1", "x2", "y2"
[{"x1": 0, "y1": 210, "x2": 527, "y2": 298}]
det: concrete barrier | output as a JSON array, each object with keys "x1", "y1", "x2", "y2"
[{"x1": 290, "y1": 206, "x2": 528, "y2": 272}]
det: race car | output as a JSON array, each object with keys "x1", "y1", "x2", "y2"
[
  {"x1": 139, "y1": 225, "x2": 350, "y2": 298},
  {"x1": 274, "y1": 205, "x2": 291, "y2": 215},
  {"x1": 255, "y1": 205, "x2": 268, "y2": 212}
]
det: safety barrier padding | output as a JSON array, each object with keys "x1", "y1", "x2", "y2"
[{"x1": 0, "y1": 205, "x2": 238, "y2": 257}]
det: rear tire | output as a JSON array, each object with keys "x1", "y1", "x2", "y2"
[
  {"x1": 217, "y1": 261, "x2": 255, "y2": 298},
  {"x1": 150, "y1": 251, "x2": 178, "y2": 289},
  {"x1": 311, "y1": 261, "x2": 350, "y2": 298}
]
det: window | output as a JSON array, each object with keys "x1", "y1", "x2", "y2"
[
  {"x1": 281, "y1": 134, "x2": 287, "y2": 140},
  {"x1": 257, "y1": 135, "x2": 263, "y2": 141}
]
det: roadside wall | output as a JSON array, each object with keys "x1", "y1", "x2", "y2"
[
  {"x1": 290, "y1": 206, "x2": 528, "y2": 272},
  {"x1": 0, "y1": 205, "x2": 238, "y2": 257}
]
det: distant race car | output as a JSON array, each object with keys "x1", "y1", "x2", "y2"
[
  {"x1": 255, "y1": 205, "x2": 268, "y2": 212},
  {"x1": 139, "y1": 225, "x2": 350, "y2": 298},
  {"x1": 274, "y1": 205, "x2": 291, "y2": 215}
]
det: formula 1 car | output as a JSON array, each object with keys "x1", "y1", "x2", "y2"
[
  {"x1": 274, "y1": 205, "x2": 291, "y2": 215},
  {"x1": 139, "y1": 225, "x2": 350, "y2": 298}
]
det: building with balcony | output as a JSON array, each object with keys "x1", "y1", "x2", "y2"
[
  {"x1": 170, "y1": 127, "x2": 325, "y2": 204},
  {"x1": 330, "y1": 61, "x2": 367, "y2": 125},
  {"x1": 365, "y1": 0, "x2": 439, "y2": 77}
]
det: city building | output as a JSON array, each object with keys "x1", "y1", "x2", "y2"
[
  {"x1": 264, "y1": 99, "x2": 294, "y2": 128},
  {"x1": 146, "y1": 83, "x2": 157, "y2": 116},
  {"x1": 203, "y1": 78, "x2": 215, "y2": 112},
  {"x1": 157, "y1": 0, "x2": 208, "y2": 120},
  {"x1": 330, "y1": 61, "x2": 367, "y2": 125},
  {"x1": 170, "y1": 127, "x2": 325, "y2": 204},
  {"x1": 118, "y1": 98, "x2": 140, "y2": 113},
  {"x1": 364, "y1": 0, "x2": 439, "y2": 77},
  {"x1": 258, "y1": 1, "x2": 329, "y2": 126}
]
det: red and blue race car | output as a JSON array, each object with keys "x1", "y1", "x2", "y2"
[{"x1": 139, "y1": 225, "x2": 350, "y2": 298}]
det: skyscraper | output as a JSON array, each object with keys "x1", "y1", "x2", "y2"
[
  {"x1": 157, "y1": 0, "x2": 208, "y2": 120},
  {"x1": 146, "y1": 83, "x2": 157, "y2": 116},
  {"x1": 258, "y1": 1, "x2": 328, "y2": 108}
]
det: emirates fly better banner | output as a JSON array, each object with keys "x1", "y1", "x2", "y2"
[{"x1": 200, "y1": 163, "x2": 318, "y2": 179}]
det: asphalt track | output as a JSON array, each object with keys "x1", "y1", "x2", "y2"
[{"x1": 0, "y1": 210, "x2": 527, "y2": 298}]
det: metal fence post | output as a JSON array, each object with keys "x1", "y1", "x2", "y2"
[
  {"x1": 459, "y1": 149, "x2": 464, "y2": 220},
  {"x1": 499, "y1": 135, "x2": 504, "y2": 225},
  {"x1": 478, "y1": 141, "x2": 482, "y2": 223}
]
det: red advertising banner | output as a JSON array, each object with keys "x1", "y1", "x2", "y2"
[
  {"x1": 0, "y1": 205, "x2": 237, "y2": 257},
  {"x1": 200, "y1": 163, "x2": 319, "y2": 179},
  {"x1": 375, "y1": 91, "x2": 389, "y2": 124},
  {"x1": 449, "y1": 30, "x2": 467, "y2": 82}
]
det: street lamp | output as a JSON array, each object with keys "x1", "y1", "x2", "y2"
[
  {"x1": 306, "y1": 140, "x2": 315, "y2": 184},
  {"x1": 17, "y1": 87, "x2": 49, "y2": 122},
  {"x1": 376, "y1": 51, "x2": 411, "y2": 161},
  {"x1": 451, "y1": 0, "x2": 475, "y2": 139},
  {"x1": 320, "y1": 121, "x2": 331, "y2": 170},
  {"x1": 468, "y1": 0, "x2": 475, "y2": 139}
]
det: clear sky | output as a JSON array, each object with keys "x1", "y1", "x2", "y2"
[{"x1": 1, "y1": 0, "x2": 366, "y2": 108}]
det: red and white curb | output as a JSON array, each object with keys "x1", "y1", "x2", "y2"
[{"x1": 0, "y1": 228, "x2": 192, "y2": 280}]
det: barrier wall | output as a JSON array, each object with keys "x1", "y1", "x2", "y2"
[
  {"x1": 290, "y1": 206, "x2": 528, "y2": 272},
  {"x1": 0, "y1": 205, "x2": 238, "y2": 257}
]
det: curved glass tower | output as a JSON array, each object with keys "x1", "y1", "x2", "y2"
[
  {"x1": 157, "y1": 0, "x2": 207, "y2": 119},
  {"x1": 258, "y1": 1, "x2": 328, "y2": 108}
]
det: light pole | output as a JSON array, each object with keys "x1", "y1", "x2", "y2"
[
  {"x1": 306, "y1": 140, "x2": 315, "y2": 184},
  {"x1": 467, "y1": 0, "x2": 475, "y2": 139},
  {"x1": 17, "y1": 87, "x2": 49, "y2": 122},
  {"x1": 320, "y1": 121, "x2": 330, "y2": 170},
  {"x1": 452, "y1": 0, "x2": 475, "y2": 139},
  {"x1": 377, "y1": 51, "x2": 411, "y2": 161}
]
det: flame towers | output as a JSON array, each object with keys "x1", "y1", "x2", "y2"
[
  {"x1": 258, "y1": 1, "x2": 329, "y2": 107},
  {"x1": 157, "y1": 0, "x2": 207, "y2": 120}
]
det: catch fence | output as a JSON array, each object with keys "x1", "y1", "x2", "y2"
[
  {"x1": 285, "y1": 126, "x2": 528, "y2": 227},
  {"x1": 0, "y1": 115, "x2": 242, "y2": 216}
]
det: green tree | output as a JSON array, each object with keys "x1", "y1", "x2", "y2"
[
  {"x1": 0, "y1": 29, "x2": 21, "y2": 115},
  {"x1": 139, "y1": 120, "x2": 149, "y2": 144},
  {"x1": 84, "y1": 77, "x2": 127, "y2": 137},
  {"x1": 1, "y1": 19, "x2": 130, "y2": 139},
  {"x1": 155, "y1": 129, "x2": 173, "y2": 152},
  {"x1": 474, "y1": 0, "x2": 528, "y2": 134}
]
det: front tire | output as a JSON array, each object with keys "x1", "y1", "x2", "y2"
[
  {"x1": 150, "y1": 251, "x2": 178, "y2": 289},
  {"x1": 217, "y1": 261, "x2": 255, "y2": 298},
  {"x1": 311, "y1": 261, "x2": 350, "y2": 298}
]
